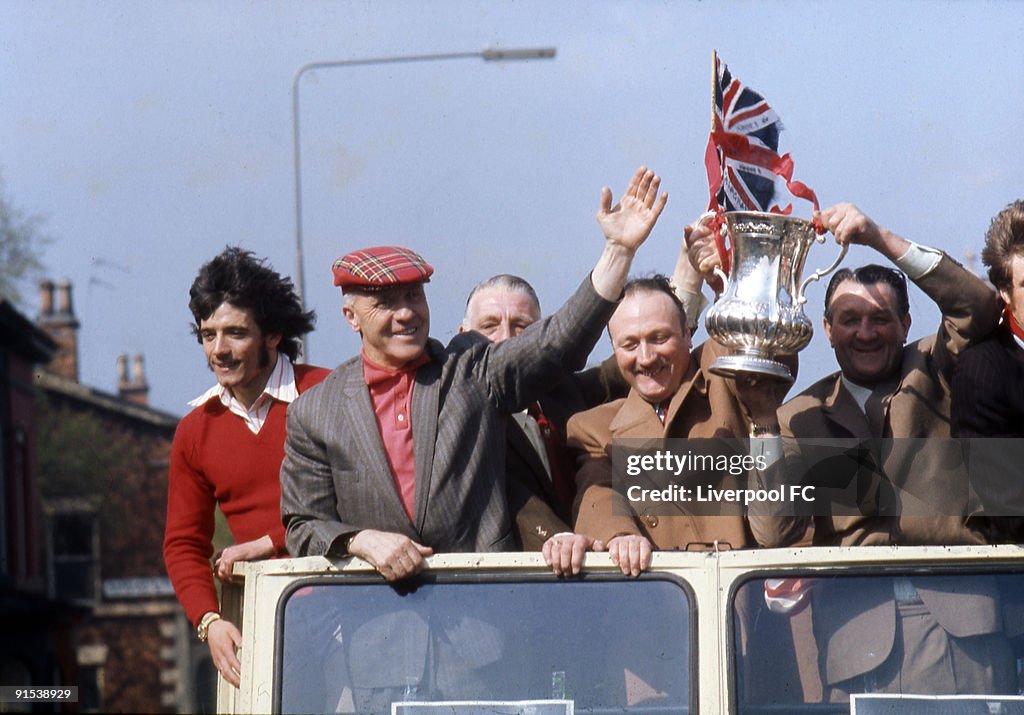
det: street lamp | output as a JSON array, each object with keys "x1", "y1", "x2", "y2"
[{"x1": 292, "y1": 46, "x2": 557, "y2": 360}]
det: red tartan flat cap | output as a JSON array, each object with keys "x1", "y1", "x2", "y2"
[{"x1": 331, "y1": 246, "x2": 434, "y2": 291}]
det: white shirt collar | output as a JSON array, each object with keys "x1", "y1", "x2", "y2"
[
  {"x1": 188, "y1": 355, "x2": 297, "y2": 434},
  {"x1": 840, "y1": 375, "x2": 873, "y2": 414}
]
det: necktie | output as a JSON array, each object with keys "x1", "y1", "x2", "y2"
[{"x1": 527, "y1": 403, "x2": 575, "y2": 523}]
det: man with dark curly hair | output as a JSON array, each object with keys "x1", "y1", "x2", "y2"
[{"x1": 163, "y1": 247, "x2": 329, "y2": 687}]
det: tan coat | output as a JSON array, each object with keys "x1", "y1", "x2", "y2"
[
  {"x1": 776, "y1": 254, "x2": 1001, "y2": 548},
  {"x1": 566, "y1": 338, "x2": 754, "y2": 550},
  {"x1": 774, "y1": 254, "x2": 1006, "y2": 690}
]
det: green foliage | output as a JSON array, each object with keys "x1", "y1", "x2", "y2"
[
  {"x1": 0, "y1": 172, "x2": 50, "y2": 306},
  {"x1": 34, "y1": 394, "x2": 134, "y2": 501}
]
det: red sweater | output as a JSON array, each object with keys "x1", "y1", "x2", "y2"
[{"x1": 163, "y1": 364, "x2": 329, "y2": 626}]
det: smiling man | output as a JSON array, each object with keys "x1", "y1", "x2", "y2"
[
  {"x1": 281, "y1": 167, "x2": 667, "y2": 581},
  {"x1": 771, "y1": 203, "x2": 1000, "y2": 547},
  {"x1": 462, "y1": 275, "x2": 542, "y2": 344},
  {"x1": 751, "y1": 204, "x2": 1011, "y2": 701},
  {"x1": 566, "y1": 272, "x2": 782, "y2": 576},
  {"x1": 164, "y1": 248, "x2": 329, "y2": 688}
]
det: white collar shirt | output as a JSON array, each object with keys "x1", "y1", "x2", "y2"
[{"x1": 188, "y1": 354, "x2": 298, "y2": 434}]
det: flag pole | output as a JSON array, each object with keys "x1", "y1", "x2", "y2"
[
  {"x1": 708, "y1": 49, "x2": 731, "y2": 277},
  {"x1": 710, "y1": 49, "x2": 718, "y2": 134}
]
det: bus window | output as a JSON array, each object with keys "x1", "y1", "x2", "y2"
[
  {"x1": 733, "y1": 572, "x2": 1024, "y2": 714},
  {"x1": 276, "y1": 576, "x2": 693, "y2": 714}
]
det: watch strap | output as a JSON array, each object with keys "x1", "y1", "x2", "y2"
[{"x1": 197, "y1": 611, "x2": 222, "y2": 642}]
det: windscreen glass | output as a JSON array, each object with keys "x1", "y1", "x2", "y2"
[{"x1": 278, "y1": 577, "x2": 692, "y2": 714}]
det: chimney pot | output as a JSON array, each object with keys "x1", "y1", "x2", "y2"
[
  {"x1": 132, "y1": 354, "x2": 146, "y2": 386},
  {"x1": 116, "y1": 354, "x2": 129, "y2": 386},
  {"x1": 37, "y1": 279, "x2": 80, "y2": 382},
  {"x1": 118, "y1": 353, "x2": 150, "y2": 407},
  {"x1": 56, "y1": 280, "x2": 74, "y2": 315},
  {"x1": 39, "y1": 280, "x2": 55, "y2": 316}
]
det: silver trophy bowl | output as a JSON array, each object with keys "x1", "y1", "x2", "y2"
[{"x1": 704, "y1": 211, "x2": 847, "y2": 381}]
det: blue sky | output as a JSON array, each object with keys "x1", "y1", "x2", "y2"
[{"x1": 2, "y1": 0, "x2": 1022, "y2": 414}]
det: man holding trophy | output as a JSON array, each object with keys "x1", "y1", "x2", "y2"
[
  {"x1": 695, "y1": 201, "x2": 1002, "y2": 549},
  {"x1": 744, "y1": 204, "x2": 1011, "y2": 700},
  {"x1": 566, "y1": 219, "x2": 796, "y2": 576}
]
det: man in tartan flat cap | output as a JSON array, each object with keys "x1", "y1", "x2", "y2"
[
  {"x1": 331, "y1": 245, "x2": 435, "y2": 290},
  {"x1": 281, "y1": 167, "x2": 667, "y2": 581}
]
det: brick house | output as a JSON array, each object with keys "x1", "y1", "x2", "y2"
[
  {"x1": 34, "y1": 281, "x2": 215, "y2": 713},
  {"x1": 0, "y1": 297, "x2": 84, "y2": 711}
]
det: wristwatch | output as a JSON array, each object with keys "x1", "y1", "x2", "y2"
[{"x1": 197, "y1": 611, "x2": 222, "y2": 642}]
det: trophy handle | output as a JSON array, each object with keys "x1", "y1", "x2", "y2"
[
  {"x1": 712, "y1": 266, "x2": 730, "y2": 294},
  {"x1": 706, "y1": 212, "x2": 731, "y2": 294},
  {"x1": 796, "y1": 242, "x2": 848, "y2": 305}
]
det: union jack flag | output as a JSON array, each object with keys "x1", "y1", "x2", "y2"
[
  {"x1": 705, "y1": 51, "x2": 819, "y2": 217},
  {"x1": 711, "y1": 54, "x2": 783, "y2": 212}
]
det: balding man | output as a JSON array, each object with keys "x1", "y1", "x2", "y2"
[
  {"x1": 460, "y1": 274, "x2": 627, "y2": 552},
  {"x1": 567, "y1": 271, "x2": 786, "y2": 575}
]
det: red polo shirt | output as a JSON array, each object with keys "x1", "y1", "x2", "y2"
[{"x1": 362, "y1": 351, "x2": 430, "y2": 521}]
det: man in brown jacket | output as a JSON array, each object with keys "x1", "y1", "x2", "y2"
[
  {"x1": 566, "y1": 263, "x2": 788, "y2": 575},
  {"x1": 754, "y1": 204, "x2": 1013, "y2": 701},
  {"x1": 770, "y1": 204, "x2": 1000, "y2": 549},
  {"x1": 565, "y1": 245, "x2": 804, "y2": 706}
]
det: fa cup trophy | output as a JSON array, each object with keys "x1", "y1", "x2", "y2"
[{"x1": 704, "y1": 212, "x2": 847, "y2": 381}]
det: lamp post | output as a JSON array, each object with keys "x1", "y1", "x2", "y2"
[{"x1": 292, "y1": 47, "x2": 557, "y2": 360}]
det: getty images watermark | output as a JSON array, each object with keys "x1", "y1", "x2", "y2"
[
  {"x1": 623, "y1": 449, "x2": 814, "y2": 506},
  {"x1": 609, "y1": 437, "x2": 1016, "y2": 518}
]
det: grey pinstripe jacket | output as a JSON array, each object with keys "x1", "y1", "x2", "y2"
[{"x1": 281, "y1": 277, "x2": 617, "y2": 556}]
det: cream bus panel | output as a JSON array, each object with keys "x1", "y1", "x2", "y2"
[{"x1": 223, "y1": 546, "x2": 1024, "y2": 715}]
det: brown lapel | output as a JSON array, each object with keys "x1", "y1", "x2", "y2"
[
  {"x1": 819, "y1": 374, "x2": 873, "y2": 439},
  {"x1": 607, "y1": 350, "x2": 704, "y2": 440}
]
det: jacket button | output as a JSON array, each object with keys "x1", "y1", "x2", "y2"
[{"x1": 642, "y1": 514, "x2": 658, "y2": 529}]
